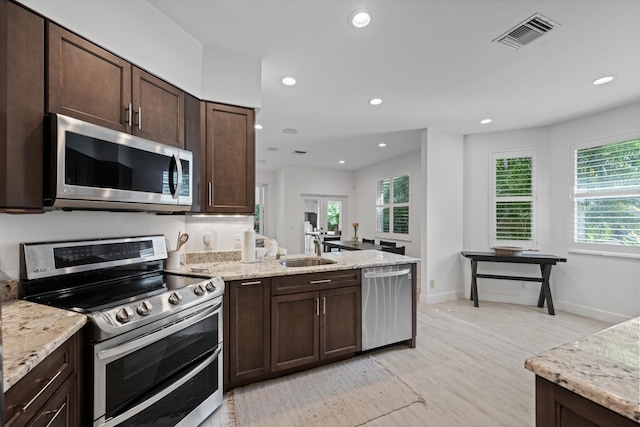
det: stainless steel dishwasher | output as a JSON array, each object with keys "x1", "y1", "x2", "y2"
[{"x1": 361, "y1": 264, "x2": 413, "y2": 351}]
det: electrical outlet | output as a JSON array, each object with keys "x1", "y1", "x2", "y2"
[{"x1": 429, "y1": 280, "x2": 435, "y2": 288}]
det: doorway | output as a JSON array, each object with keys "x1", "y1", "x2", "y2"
[{"x1": 302, "y1": 195, "x2": 347, "y2": 254}]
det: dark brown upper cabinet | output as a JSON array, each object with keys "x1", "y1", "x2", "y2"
[
  {"x1": 203, "y1": 102, "x2": 255, "y2": 214},
  {"x1": 47, "y1": 23, "x2": 185, "y2": 148},
  {"x1": 0, "y1": 0, "x2": 45, "y2": 212}
]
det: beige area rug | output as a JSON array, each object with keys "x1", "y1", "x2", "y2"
[{"x1": 226, "y1": 356, "x2": 425, "y2": 426}]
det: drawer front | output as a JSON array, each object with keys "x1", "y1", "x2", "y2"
[
  {"x1": 272, "y1": 269, "x2": 361, "y2": 295},
  {"x1": 5, "y1": 334, "x2": 77, "y2": 427}
]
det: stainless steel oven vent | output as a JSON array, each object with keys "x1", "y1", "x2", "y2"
[{"x1": 493, "y1": 13, "x2": 560, "y2": 50}]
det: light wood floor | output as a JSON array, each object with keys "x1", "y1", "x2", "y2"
[{"x1": 204, "y1": 299, "x2": 611, "y2": 427}]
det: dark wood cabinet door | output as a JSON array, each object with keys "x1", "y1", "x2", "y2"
[
  {"x1": 271, "y1": 291, "x2": 319, "y2": 372},
  {"x1": 320, "y1": 286, "x2": 361, "y2": 360},
  {"x1": 47, "y1": 22, "x2": 131, "y2": 133},
  {"x1": 132, "y1": 67, "x2": 185, "y2": 148},
  {"x1": 226, "y1": 278, "x2": 271, "y2": 388},
  {"x1": 204, "y1": 102, "x2": 255, "y2": 214},
  {"x1": 0, "y1": 0, "x2": 44, "y2": 211}
]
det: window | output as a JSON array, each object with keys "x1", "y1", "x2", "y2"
[
  {"x1": 571, "y1": 137, "x2": 640, "y2": 256},
  {"x1": 376, "y1": 174, "x2": 409, "y2": 237},
  {"x1": 254, "y1": 184, "x2": 267, "y2": 234},
  {"x1": 491, "y1": 150, "x2": 537, "y2": 249}
]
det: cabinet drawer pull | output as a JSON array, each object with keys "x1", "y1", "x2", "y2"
[
  {"x1": 45, "y1": 402, "x2": 67, "y2": 427},
  {"x1": 322, "y1": 296, "x2": 326, "y2": 315},
  {"x1": 135, "y1": 106, "x2": 142, "y2": 129},
  {"x1": 310, "y1": 279, "x2": 331, "y2": 285},
  {"x1": 22, "y1": 369, "x2": 63, "y2": 412},
  {"x1": 316, "y1": 297, "x2": 319, "y2": 316},
  {"x1": 208, "y1": 182, "x2": 213, "y2": 207},
  {"x1": 240, "y1": 281, "x2": 262, "y2": 286}
]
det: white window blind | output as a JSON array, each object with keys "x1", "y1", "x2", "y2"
[
  {"x1": 491, "y1": 150, "x2": 537, "y2": 249},
  {"x1": 572, "y1": 137, "x2": 640, "y2": 256},
  {"x1": 376, "y1": 174, "x2": 409, "y2": 236}
]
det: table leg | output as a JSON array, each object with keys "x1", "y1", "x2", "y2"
[
  {"x1": 540, "y1": 265, "x2": 555, "y2": 315},
  {"x1": 537, "y1": 265, "x2": 546, "y2": 307},
  {"x1": 470, "y1": 259, "x2": 479, "y2": 307}
]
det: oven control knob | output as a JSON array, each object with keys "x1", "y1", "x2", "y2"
[
  {"x1": 136, "y1": 301, "x2": 153, "y2": 316},
  {"x1": 168, "y1": 291, "x2": 182, "y2": 305},
  {"x1": 115, "y1": 306, "x2": 134, "y2": 323},
  {"x1": 193, "y1": 284, "x2": 206, "y2": 296},
  {"x1": 205, "y1": 281, "x2": 219, "y2": 293}
]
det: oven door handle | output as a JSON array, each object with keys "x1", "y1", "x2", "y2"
[
  {"x1": 97, "y1": 302, "x2": 221, "y2": 362},
  {"x1": 98, "y1": 346, "x2": 221, "y2": 427}
]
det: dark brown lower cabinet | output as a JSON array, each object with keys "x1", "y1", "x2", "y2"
[
  {"x1": 224, "y1": 278, "x2": 271, "y2": 389},
  {"x1": 4, "y1": 331, "x2": 82, "y2": 427},
  {"x1": 271, "y1": 286, "x2": 361, "y2": 373},
  {"x1": 535, "y1": 376, "x2": 637, "y2": 427}
]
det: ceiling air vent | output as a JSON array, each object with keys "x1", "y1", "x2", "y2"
[{"x1": 493, "y1": 13, "x2": 560, "y2": 50}]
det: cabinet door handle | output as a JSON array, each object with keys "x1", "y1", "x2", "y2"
[
  {"x1": 310, "y1": 279, "x2": 331, "y2": 285},
  {"x1": 240, "y1": 281, "x2": 262, "y2": 286},
  {"x1": 316, "y1": 297, "x2": 319, "y2": 316},
  {"x1": 208, "y1": 182, "x2": 213, "y2": 207},
  {"x1": 135, "y1": 106, "x2": 142, "y2": 129},
  {"x1": 44, "y1": 402, "x2": 67, "y2": 427},
  {"x1": 22, "y1": 369, "x2": 63, "y2": 412},
  {"x1": 322, "y1": 296, "x2": 326, "y2": 315},
  {"x1": 125, "y1": 103, "x2": 132, "y2": 127}
]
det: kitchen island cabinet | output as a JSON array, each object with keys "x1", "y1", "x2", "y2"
[
  {"x1": 202, "y1": 102, "x2": 255, "y2": 214},
  {"x1": 525, "y1": 317, "x2": 640, "y2": 426},
  {"x1": 47, "y1": 23, "x2": 186, "y2": 148},
  {"x1": 224, "y1": 277, "x2": 271, "y2": 389},
  {"x1": 0, "y1": 0, "x2": 45, "y2": 212}
]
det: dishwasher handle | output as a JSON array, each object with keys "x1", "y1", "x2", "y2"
[{"x1": 364, "y1": 268, "x2": 411, "y2": 279}]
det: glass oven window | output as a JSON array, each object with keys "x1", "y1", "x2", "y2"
[{"x1": 105, "y1": 311, "x2": 219, "y2": 418}]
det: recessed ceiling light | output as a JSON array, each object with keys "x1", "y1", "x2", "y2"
[
  {"x1": 267, "y1": 147, "x2": 279, "y2": 152},
  {"x1": 369, "y1": 98, "x2": 382, "y2": 106},
  {"x1": 480, "y1": 119, "x2": 493, "y2": 124},
  {"x1": 351, "y1": 11, "x2": 372, "y2": 28},
  {"x1": 254, "y1": 124, "x2": 263, "y2": 130},
  {"x1": 592, "y1": 75, "x2": 615, "y2": 85},
  {"x1": 378, "y1": 143, "x2": 387, "y2": 147},
  {"x1": 282, "y1": 128, "x2": 298, "y2": 134},
  {"x1": 339, "y1": 160, "x2": 345, "y2": 164},
  {"x1": 282, "y1": 77, "x2": 297, "y2": 86}
]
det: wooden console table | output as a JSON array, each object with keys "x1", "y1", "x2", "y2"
[{"x1": 460, "y1": 251, "x2": 567, "y2": 315}]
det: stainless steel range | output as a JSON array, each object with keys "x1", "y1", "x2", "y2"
[{"x1": 19, "y1": 235, "x2": 224, "y2": 427}]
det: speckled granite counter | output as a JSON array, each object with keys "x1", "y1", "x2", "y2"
[
  {"x1": 171, "y1": 249, "x2": 420, "y2": 280},
  {"x1": 2, "y1": 299, "x2": 87, "y2": 391},
  {"x1": 525, "y1": 317, "x2": 640, "y2": 422}
]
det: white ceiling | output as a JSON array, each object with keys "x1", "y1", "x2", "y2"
[{"x1": 148, "y1": 0, "x2": 640, "y2": 172}]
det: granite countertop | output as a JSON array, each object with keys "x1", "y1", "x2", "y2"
[
  {"x1": 2, "y1": 299, "x2": 87, "y2": 391},
  {"x1": 525, "y1": 317, "x2": 640, "y2": 422},
  {"x1": 174, "y1": 249, "x2": 420, "y2": 281}
]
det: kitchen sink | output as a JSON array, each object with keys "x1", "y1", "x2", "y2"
[{"x1": 279, "y1": 258, "x2": 337, "y2": 267}]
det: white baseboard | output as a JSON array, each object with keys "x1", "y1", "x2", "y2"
[
  {"x1": 421, "y1": 289, "x2": 464, "y2": 304},
  {"x1": 555, "y1": 301, "x2": 632, "y2": 324}
]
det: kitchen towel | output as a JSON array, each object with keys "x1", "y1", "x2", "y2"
[{"x1": 241, "y1": 229, "x2": 256, "y2": 263}]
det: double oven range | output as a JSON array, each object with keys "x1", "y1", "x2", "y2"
[{"x1": 19, "y1": 235, "x2": 224, "y2": 427}]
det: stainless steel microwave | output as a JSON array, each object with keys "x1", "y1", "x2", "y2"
[{"x1": 45, "y1": 114, "x2": 193, "y2": 212}]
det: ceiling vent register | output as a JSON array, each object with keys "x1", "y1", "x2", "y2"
[{"x1": 493, "y1": 13, "x2": 560, "y2": 50}]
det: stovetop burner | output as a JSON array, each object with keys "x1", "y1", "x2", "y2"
[{"x1": 19, "y1": 235, "x2": 225, "y2": 342}]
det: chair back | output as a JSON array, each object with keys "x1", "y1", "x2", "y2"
[
  {"x1": 381, "y1": 246, "x2": 405, "y2": 255},
  {"x1": 322, "y1": 236, "x2": 341, "y2": 252},
  {"x1": 379, "y1": 240, "x2": 397, "y2": 247},
  {"x1": 362, "y1": 238, "x2": 375, "y2": 244}
]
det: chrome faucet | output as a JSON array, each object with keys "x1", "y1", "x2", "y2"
[{"x1": 313, "y1": 235, "x2": 322, "y2": 256}]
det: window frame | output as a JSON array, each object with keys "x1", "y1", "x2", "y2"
[
  {"x1": 490, "y1": 149, "x2": 538, "y2": 250},
  {"x1": 569, "y1": 133, "x2": 640, "y2": 258},
  {"x1": 375, "y1": 172, "x2": 411, "y2": 240}
]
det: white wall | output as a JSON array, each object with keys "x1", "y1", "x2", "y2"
[
  {"x1": 462, "y1": 102, "x2": 640, "y2": 322},
  {"x1": 256, "y1": 170, "x2": 278, "y2": 239},
  {"x1": 354, "y1": 148, "x2": 422, "y2": 259},
  {"x1": 424, "y1": 128, "x2": 465, "y2": 304},
  {"x1": 278, "y1": 166, "x2": 355, "y2": 254}
]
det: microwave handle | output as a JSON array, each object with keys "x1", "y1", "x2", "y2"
[{"x1": 169, "y1": 153, "x2": 183, "y2": 199}]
